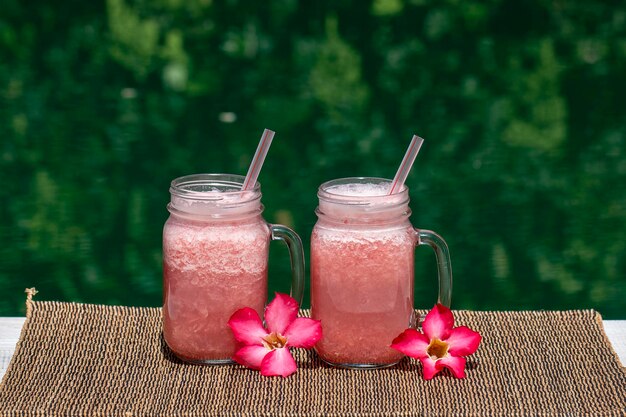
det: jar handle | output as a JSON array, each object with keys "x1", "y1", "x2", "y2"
[
  {"x1": 415, "y1": 229, "x2": 453, "y2": 307},
  {"x1": 269, "y1": 224, "x2": 305, "y2": 305}
]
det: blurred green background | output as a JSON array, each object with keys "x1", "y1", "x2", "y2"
[{"x1": 1, "y1": 0, "x2": 625, "y2": 318}]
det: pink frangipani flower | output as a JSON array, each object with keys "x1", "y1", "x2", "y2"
[
  {"x1": 391, "y1": 303, "x2": 481, "y2": 380},
  {"x1": 228, "y1": 293, "x2": 322, "y2": 377}
]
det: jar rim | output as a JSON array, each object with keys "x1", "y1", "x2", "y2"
[
  {"x1": 317, "y1": 177, "x2": 409, "y2": 207},
  {"x1": 170, "y1": 173, "x2": 261, "y2": 202},
  {"x1": 168, "y1": 173, "x2": 262, "y2": 218}
]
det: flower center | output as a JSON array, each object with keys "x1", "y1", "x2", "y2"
[
  {"x1": 427, "y1": 338, "x2": 449, "y2": 360},
  {"x1": 262, "y1": 332, "x2": 287, "y2": 350}
]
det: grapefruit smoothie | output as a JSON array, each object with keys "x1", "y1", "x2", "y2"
[
  {"x1": 162, "y1": 174, "x2": 269, "y2": 364},
  {"x1": 311, "y1": 179, "x2": 417, "y2": 368}
]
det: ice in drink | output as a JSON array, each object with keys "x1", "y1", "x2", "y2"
[
  {"x1": 311, "y1": 182, "x2": 417, "y2": 367},
  {"x1": 163, "y1": 216, "x2": 269, "y2": 362}
]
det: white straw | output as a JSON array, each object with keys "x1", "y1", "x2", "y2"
[
  {"x1": 388, "y1": 135, "x2": 424, "y2": 195},
  {"x1": 242, "y1": 129, "x2": 275, "y2": 191}
]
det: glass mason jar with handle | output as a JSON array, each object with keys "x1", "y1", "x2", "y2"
[
  {"x1": 310, "y1": 177, "x2": 452, "y2": 369},
  {"x1": 163, "y1": 174, "x2": 305, "y2": 364}
]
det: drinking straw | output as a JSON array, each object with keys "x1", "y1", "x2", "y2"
[
  {"x1": 241, "y1": 129, "x2": 275, "y2": 191},
  {"x1": 388, "y1": 135, "x2": 424, "y2": 195}
]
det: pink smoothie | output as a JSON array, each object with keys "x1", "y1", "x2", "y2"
[
  {"x1": 163, "y1": 215, "x2": 269, "y2": 362},
  {"x1": 311, "y1": 183, "x2": 417, "y2": 366}
]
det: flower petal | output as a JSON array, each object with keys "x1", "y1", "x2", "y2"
[
  {"x1": 228, "y1": 307, "x2": 267, "y2": 345},
  {"x1": 233, "y1": 345, "x2": 269, "y2": 370},
  {"x1": 446, "y1": 326, "x2": 482, "y2": 356},
  {"x1": 419, "y1": 356, "x2": 441, "y2": 380},
  {"x1": 260, "y1": 347, "x2": 297, "y2": 377},
  {"x1": 390, "y1": 329, "x2": 430, "y2": 359},
  {"x1": 265, "y1": 293, "x2": 299, "y2": 335},
  {"x1": 436, "y1": 355, "x2": 467, "y2": 379},
  {"x1": 422, "y1": 303, "x2": 454, "y2": 340},
  {"x1": 284, "y1": 317, "x2": 322, "y2": 348}
]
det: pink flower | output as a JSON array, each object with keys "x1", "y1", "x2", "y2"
[
  {"x1": 227, "y1": 293, "x2": 322, "y2": 377},
  {"x1": 391, "y1": 303, "x2": 481, "y2": 380}
]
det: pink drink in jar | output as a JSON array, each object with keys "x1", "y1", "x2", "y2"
[
  {"x1": 163, "y1": 174, "x2": 304, "y2": 364},
  {"x1": 311, "y1": 178, "x2": 452, "y2": 369}
]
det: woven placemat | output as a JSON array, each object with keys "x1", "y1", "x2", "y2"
[{"x1": 0, "y1": 299, "x2": 625, "y2": 417}]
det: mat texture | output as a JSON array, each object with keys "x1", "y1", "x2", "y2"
[{"x1": 0, "y1": 299, "x2": 625, "y2": 417}]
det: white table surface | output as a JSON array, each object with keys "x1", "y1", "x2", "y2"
[{"x1": 0, "y1": 318, "x2": 624, "y2": 381}]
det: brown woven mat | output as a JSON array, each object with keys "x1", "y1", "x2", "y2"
[{"x1": 1, "y1": 300, "x2": 625, "y2": 417}]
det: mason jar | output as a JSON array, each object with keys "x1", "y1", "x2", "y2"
[
  {"x1": 163, "y1": 173, "x2": 304, "y2": 364},
  {"x1": 310, "y1": 177, "x2": 452, "y2": 369}
]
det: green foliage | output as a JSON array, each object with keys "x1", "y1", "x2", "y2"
[
  {"x1": 1, "y1": 0, "x2": 625, "y2": 318},
  {"x1": 372, "y1": 0, "x2": 404, "y2": 17},
  {"x1": 309, "y1": 17, "x2": 370, "y2": 124},
  {"x1": 108, "y1": 0, "x2": 160, "y2": 79},
  {"x1": 501, "y1": 40, "x2": 567, "y2": 151}
]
